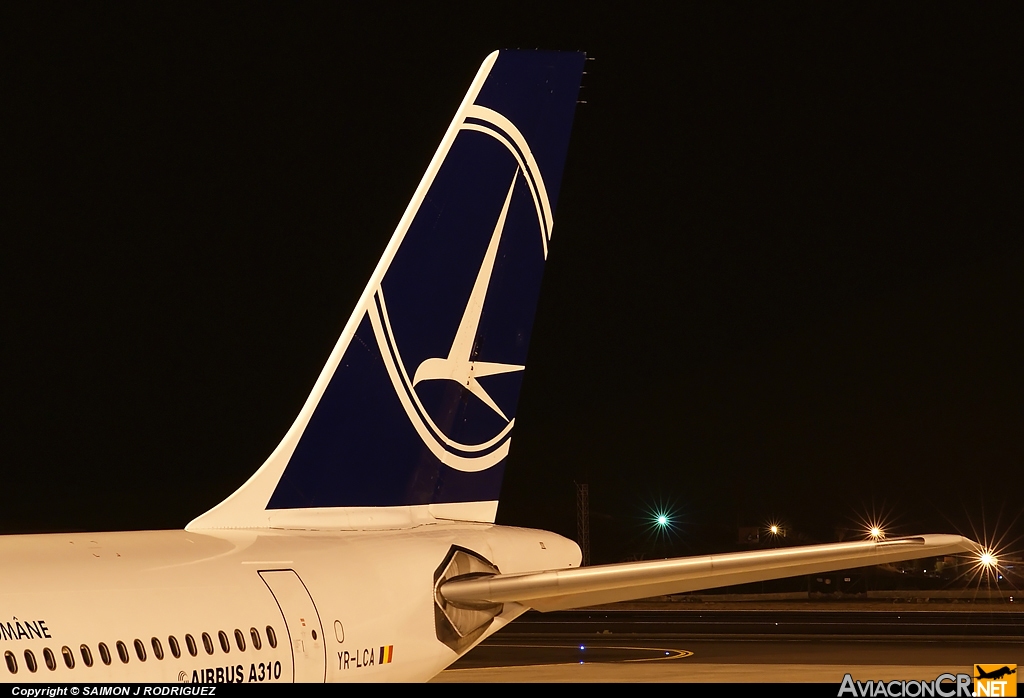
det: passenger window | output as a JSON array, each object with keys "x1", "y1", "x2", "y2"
[
  {"x1": 4, "y1": 650, "x2": 16, "y2": 674},
  {"x1": 43, "y1": 648, "x2": 56, "y2": 671},
  {"x1": 151, "y1": 637, "x2": 164, "y2": 660},
  {"x1": 266, "y1": 626, "x2": 277, "y2": 649},
  {"x1": 234, "y1": 629, "x2": 246, "y2": 652},
  {"x1": 185, "y1": 634, "x2": 198, "y2": 657},
  {"x1": 81, "y1": 645, "x2": 94, "y2": 668},
  {"x1": 168, "y1": 636, "x2": 181, "y2": 659},
  {"x1": 24, "y1": 649, "x2": 37, "y2": 673},
  {"x1": 116, "y1": 641, "x2": 129, "y2": 664},
  {"x1": 98, "y1": 643, "x2": 112, "y2": 666},
  {"x1": 218, "y1": 630, "x2": 230, "y2": 653},
  {"x1": 62, "y1": 646, "x2": 75, "y2": 669},
  {"x1": 249, "y1": 627, "x2": 262, "y2": 650},
  {"x1": 134, "y1": 639, "x2": 146, "y2": 661},
  {"x1": 201, "y1": 633, "x2": 214, "y2": 655}
]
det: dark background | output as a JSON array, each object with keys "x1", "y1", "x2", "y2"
[{"x1": 3, "y1": 4, "x2": 1022, "y2": 564}]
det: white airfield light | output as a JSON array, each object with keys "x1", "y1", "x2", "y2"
[
  {"x1": 854, "y1": 507, "x2": 895, "y2": 545},
  {"x1": 765, "y1": 520, "x2": 786, "y2": 539},
  {"x1": 955, "y1": 510, "x2": 1018, "y2": 590}
]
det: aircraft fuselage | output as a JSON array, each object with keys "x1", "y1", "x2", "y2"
[{"x1": 0, "y1": 525, "x2": 579, "y2": 682}]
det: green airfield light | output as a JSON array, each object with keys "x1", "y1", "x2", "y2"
[{"x1": 642, "y1": 501, "x2": 681, "y2": 550}]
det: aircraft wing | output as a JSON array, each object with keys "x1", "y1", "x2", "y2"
[{"x1": 440, "y1": 534, "x2": 975, "y2": 612}]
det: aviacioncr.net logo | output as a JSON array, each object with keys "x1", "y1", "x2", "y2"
[{"x1": 839, "y1": 672, "x2": 973, "y2": 697}]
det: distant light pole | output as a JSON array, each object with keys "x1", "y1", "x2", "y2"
[{"x1": 576, "y1": 482, "x2": 590, "y2": 567}]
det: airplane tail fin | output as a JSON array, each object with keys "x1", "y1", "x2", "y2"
[{"x1": 188, "y1": 50, "x2": 586, "y2": 531}]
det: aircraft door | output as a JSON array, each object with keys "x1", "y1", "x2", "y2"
[{"x1": 258, "y1": 570, "x2": 327, "y2": 683}]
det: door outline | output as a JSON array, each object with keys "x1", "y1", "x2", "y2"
[{"x1": 259, "y1": 569, "x2": 327, "y2": 683}]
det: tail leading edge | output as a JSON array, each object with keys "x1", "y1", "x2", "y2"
[{"x1": 188, "y1": 50, "x2": 586, "y2": 530}]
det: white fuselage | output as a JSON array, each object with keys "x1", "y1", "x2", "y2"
[{"x1": 0, "y1": 524, "x2": 580, "y2": 683}]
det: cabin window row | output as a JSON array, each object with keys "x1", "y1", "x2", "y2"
[{"x1": 3, "y1": 626, "x2": 277, "y2": 674}]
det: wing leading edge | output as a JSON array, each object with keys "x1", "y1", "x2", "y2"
[{"x1": 440, "y1": 534, "x2": 975, "y2": 612}]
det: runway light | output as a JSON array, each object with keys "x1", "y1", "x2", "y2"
[
  {"x1": 853, "y1": 505, "x2": 895, "y2": 543},
  {"x1": 579, "y1": 645, "x2": 585, "y2": 650},
  {"x1": 656, "y1": 514, "x2": 669, "y2": 527},
  {"x1": 954, "y1": 510, "x2": 1021, "y2": 592},
  {"x1": 765, "y1": 520, "x2": 786, "y2": 540}
]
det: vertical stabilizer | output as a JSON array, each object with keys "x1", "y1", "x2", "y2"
[{"x1": 188, "y1": 50, "x2": 585, "y2": 531}]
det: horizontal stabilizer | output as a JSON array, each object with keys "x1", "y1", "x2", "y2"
[{"x1": 440, "y1": 534, "x2": 976, "y2": 612}]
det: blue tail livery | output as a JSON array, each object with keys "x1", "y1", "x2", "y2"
[{"x1": 189, "y1": 50, "x2": 586, "y2": 530}]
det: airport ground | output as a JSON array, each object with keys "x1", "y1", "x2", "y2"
[{"x1": 435, "y1": 594, "x2": 1024, "y2": 682}]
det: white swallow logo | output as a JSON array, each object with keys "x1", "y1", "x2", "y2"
[
  {"x1": 367, "y1": 105, "x2": 553, "y2": 472},
  {"x1": 411, "y1": 170, "x2": 525, "y2": 421}
]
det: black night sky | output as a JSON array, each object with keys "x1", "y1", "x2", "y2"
[{"x1": 4, "y1": 5, "x2": 1022, "y2": 564}]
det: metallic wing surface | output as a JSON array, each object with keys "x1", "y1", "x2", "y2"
[{"x1": 440, "y1": 534, "x2": 975, "y2": 612}]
